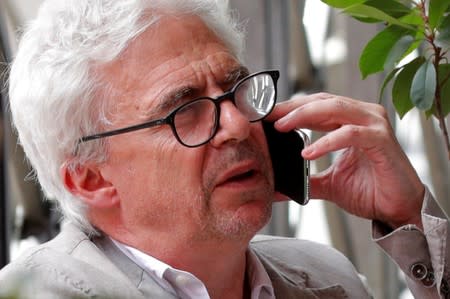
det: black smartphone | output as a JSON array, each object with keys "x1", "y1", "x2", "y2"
[{"x1": 263, "y1": 121, "x2": 310, "y2": 205}]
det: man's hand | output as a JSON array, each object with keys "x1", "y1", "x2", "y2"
[{"x1": 266, "y1": 93, "x2": 425, "y2": 230}]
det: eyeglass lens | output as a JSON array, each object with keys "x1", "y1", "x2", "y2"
[
  {"x1": 173, "y1": 73, "x2": 276, "y2": 146},
  {"x1": 235, "y1": 73, "x2": 276, "y2": 121},
  {"x1": 174, "y1": 99, "x2": 217, "y2": 147}
]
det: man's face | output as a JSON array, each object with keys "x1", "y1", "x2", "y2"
[{"x1": 96, "y1": 15, "x2": 274, "y2": 243}]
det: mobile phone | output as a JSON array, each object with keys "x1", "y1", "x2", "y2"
[{"x1": 263, "y1": 121, "x2": 310, "y2": 205}]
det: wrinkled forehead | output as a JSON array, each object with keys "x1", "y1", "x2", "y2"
[{"x1": 93, "y1": 14, "x2": 242, "y2": 116}]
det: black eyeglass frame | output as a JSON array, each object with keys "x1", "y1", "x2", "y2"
[{"x1": 79, "y1": 70, "x2": 280, "y2": 148}]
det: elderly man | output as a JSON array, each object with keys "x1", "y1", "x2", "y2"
[{"x1": 0, "y1": 0, "x2": 448, "y2": 298}]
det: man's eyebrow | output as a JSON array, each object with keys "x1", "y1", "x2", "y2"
[
  {"x1": 158, "y1": 86, "x2": 196, "y2": 113},
  {"x1": 152, "y1": 66, "x2": 250, "y2": 116},
  {"x1": 224, "y1": 66, "x2": 250, "y2": 85}
]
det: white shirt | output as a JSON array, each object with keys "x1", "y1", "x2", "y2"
[{"x1": 111, "y1": 239, "x2": 275, "y2": 299}]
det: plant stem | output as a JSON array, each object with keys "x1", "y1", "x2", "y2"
[
  {"x1": 433, "y1": 51, "x2": 450, "y2": 159},
  {"x1": 421, "y1": 0, "x2": 450, "y2": 159}
]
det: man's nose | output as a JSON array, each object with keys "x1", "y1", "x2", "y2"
[{"x1": 209, "y1": 100, "x2": 251, "y2": 147}]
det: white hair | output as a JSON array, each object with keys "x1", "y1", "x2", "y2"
[{"x1": 9, "y1": 0, "x2": 246, "y2": 234}]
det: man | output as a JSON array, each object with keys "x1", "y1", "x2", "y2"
[{"x1": 0, "y1": 0, "x2": 448, "y2": 298}]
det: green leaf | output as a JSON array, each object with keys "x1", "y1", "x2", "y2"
[
  {"x1": 351, "y1": 16, "x2": 382, "y2": 24},
  {"x1": 410, "y1": 60, "x2": 437, "y2": 110},
  {"x1": 359, "y1": 26, "x2": 411, "y2": 79},
  {"x1": 384, "y1": 35, "x2": 415, "y2": 70},
  {"x1": 365, "y1": 0, "x2": 411, "y2": 18},
  {"x1": 379, "y1": 66, "x2": 403, "y2": 103},
  {"x1": 343, "y1": 4, "x2": 416, "y2": 30},
  {"x1": 438, "y1": 64, "x2": 450, "y2": 117},
  {"x1": 429, "y1": 0, "x2": 450, "y2": 29},
  {"x1": 352, "y1": 0, "x2": 411, "y2": 23},
  {"x1": 399, "y1": 8, "x2": 425, "y2": 28},
  {"x1": 436, "y1": 14, "x2": 450, "y2": 48},
  {"x1": 392, "y1": 57, "x2": 425, "y2": 118},
  {"x1": 320, "y1": 0, "x2": 366, "y2": 9}
]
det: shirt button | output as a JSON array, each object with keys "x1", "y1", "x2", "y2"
[
  {"x1": 423, "y1": 271, "x2": 436, "y2": 288},
  {"x1": 411, "y1": 263, "x2": 428, "y2": 281}
]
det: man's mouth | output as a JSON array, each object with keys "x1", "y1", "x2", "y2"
[
  {"x1": 226, "y1": 169, "x2": 256, "y2": 183},
  {"x1": 216, "y1": 163, "x2": 261, "y2": 187}
]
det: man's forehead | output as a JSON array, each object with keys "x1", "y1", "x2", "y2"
[
  {"x1": 98, "y1": 14, "x2": 240, "y2": 87},
  {"x1": 97, "y1": 14, "x2": 244, "y2": 118}
]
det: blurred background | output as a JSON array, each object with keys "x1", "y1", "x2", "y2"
[{"x1": 0, "y1": 1, "x2": 449, "y2": 298}]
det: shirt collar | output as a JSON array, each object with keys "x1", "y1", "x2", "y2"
[
  {"x1": 246, "y1": 248, "x2": 275, "y2": 299},
  {"x1": 111, "y1": 238, "x2": 179, "y2": 296},
  {"x1": 111, "y1": 238, "x2": 274, "y2": 299}
]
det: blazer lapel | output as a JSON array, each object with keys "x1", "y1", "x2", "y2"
[
  {"x1": 253, "y1": 249, "x2": 348, "y2": 299},
  {"x1": 254, "y1": 250, "x2": 319, "y2": 299}
]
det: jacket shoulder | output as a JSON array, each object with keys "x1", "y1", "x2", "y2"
[{"x1": 0, "y1": 225, "x2": 141, "y2": 299}]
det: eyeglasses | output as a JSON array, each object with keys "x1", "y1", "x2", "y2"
[{"x1": 79, "y1": 70, "x2": 279, "y2": 148}]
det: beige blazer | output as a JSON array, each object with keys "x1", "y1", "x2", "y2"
[{"x1": 0, "y1": 223, "x2": 370, "y2": 298}]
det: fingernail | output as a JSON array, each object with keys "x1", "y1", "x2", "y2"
[
  {"x1": 302, "y1": 145, "x2": 313, "y2": 156},
  {"x1": 275, "y1": 114, "x2": 292, "y2": 127},
  {"x1": 275, "y1": 119, "x2": 285, "y2": 127}
]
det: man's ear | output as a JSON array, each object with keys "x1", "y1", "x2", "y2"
[{"x1": 61, "y1": 162, "x2": 119, "y2": 208}]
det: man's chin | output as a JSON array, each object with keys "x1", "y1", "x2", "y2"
[
  {"x1": 214, "y1": 200, "x2": 272, "y2": 240},
  {"x1": 201, "y1": 185, "x2": 274, "y2": 240}
]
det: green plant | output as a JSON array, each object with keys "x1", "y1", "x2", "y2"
[{"x1": 321, "y1": 0, "x2": 450, "y2": 158}]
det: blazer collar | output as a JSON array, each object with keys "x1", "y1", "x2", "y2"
[
  {"x1": 92, "y1": 231, "x2": 347, "y2": 299},
  {"x1": 93, "y1": 234, "x2": 178, "y2": 299}
]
